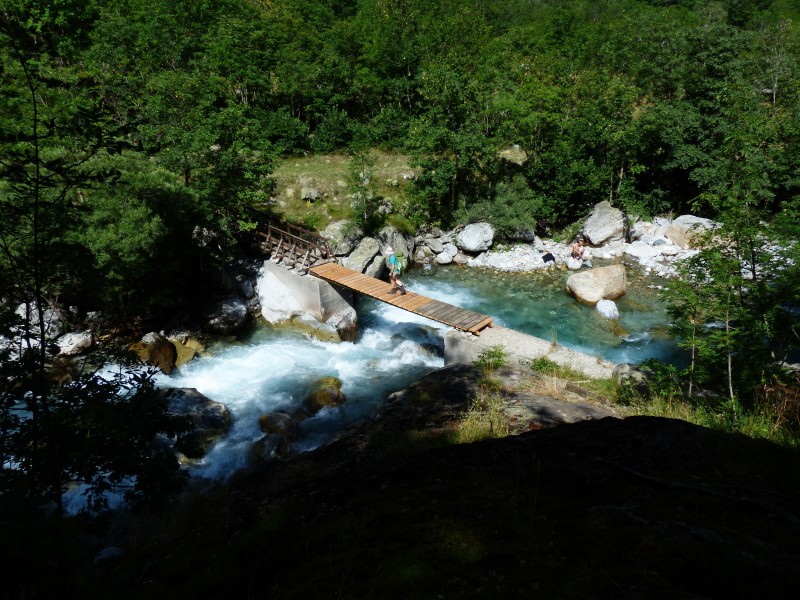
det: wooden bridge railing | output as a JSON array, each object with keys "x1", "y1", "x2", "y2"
[{"x1": 257, "y1": 219, "x2": 333, "y2": 273}]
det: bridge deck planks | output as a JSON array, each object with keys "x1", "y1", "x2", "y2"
[{"x1": 309, "y1": 262, "x2": 493, "y2": 335}]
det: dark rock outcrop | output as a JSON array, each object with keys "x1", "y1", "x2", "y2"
[
  {"x1": 92, "y1": 363, "x2": 800, "y2": 600},
  {"x1": 259, "y1": 411, "x2": 300, "y2": 442},
  {"x1": 129, "y1": 332, "x2": 178, "y2": 374},
  {"x1": 249, "y1": 433, "x2": 291, "y2": 464},
  {"x1": 206, "y1": 297, "x2": 249, "y2": 335},
  {"x1": 160, "y1": 387, "x2": 232, "y2": 459}
]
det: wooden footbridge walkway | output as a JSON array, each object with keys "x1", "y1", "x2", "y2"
[{"x1": 309, "y1": 262, "x2": 494, "y2": 335}]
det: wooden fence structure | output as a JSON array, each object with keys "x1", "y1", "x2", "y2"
[{"x1": 257, "y1": 220, "x2": 333, "y2": 273}]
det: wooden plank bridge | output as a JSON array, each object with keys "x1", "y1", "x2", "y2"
[{"x1": 309, "y1": 262, "x2": 494, "y2": 335}]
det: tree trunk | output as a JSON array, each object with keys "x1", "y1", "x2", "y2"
[{"x1": 726, "y1": 290, "x2": 734, "y2": 402}]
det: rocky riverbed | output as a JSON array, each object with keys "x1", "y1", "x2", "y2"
[{"x1": 322, "y1": 200, "x2": 717, "y2": 280}]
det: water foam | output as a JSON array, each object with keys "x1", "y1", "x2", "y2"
[{"x1": 155, "y1": 302, "x2": 444, "y2": 479}]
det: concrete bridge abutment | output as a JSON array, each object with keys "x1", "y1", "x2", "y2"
[{"x1": 444, "y1": 326, "x2": 616, "y2": 380}]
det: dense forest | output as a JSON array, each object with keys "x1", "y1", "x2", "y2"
[
  {"x1": 1, "y1": 0, "x2": 800, "y2": 595},
  {"x1": 2, "y1": 0, "x2": 799, "y2": 310}
]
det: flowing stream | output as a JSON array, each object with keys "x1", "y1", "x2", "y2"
[{"x1": 154, "y1": 263, "x2": 683, "y2": 480}]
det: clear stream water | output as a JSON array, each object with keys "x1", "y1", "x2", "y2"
[{"x1": 152, "y1": 263, "x2": 684, "y2": 480}]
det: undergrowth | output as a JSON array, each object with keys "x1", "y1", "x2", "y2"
[
  {"x1": 457, "y1": 346, "x2": 512, "y2": 443},
  {"x1": 622, "y1": 395, "x2": 800, "y2": 447},
  {"x1": 456, "y1": 392, "x2": 510, "y2": 444},
  {"x1": 618, "y1": 362, "x2": 800, "y2": 448},
  {"x1": 529, "y1": 357, "x2": 618, "y2": 401}
]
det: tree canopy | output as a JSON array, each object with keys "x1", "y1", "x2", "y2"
[{"x1": 3, "y1": 0, "x2": 798, "y2": 298}]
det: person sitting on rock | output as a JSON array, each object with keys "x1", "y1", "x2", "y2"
[{"x1": 571, "y1": 237, "x2": 586, "y2": 260}]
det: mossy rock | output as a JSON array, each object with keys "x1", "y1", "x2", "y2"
[
  {"x1": 167, "y1": 334, "x2": 206, "y2": 366},
  {"x1": 303, "y1": 376, "x2": 346, "y2": 415},
  {"x1": 129, "y1": 332, "x2": 178, "y2": 374},
  {"x1": 259, "y1": 411, "x2": 300, "y2": 442}
]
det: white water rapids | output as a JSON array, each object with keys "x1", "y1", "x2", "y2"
[{"x1": 154, "y1": 288, "x2": 450, "y2": 479}]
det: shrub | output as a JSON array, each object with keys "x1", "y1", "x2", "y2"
[
  {"x1": 456, "y1": 175, "x2": 540, "y2": 240},
  {"x1": 310, "y1": 109, "x2": 353, "y2": 153},
  {"x1": 261, "y1": 107, "x2": 309, "y2": 154},
  {"x1": 456, "y1": 392, "x2": 510, "y2": 444},
  {"x1": 385, "y1": 213, "x2": 415, "y2": 236},
  {"x1": 475, "y1": 345, "x2": 508, "y2": 378}
]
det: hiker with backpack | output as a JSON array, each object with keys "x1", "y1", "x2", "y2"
[{"x1": 385, "y1": 246, "x2": 407, "y2": 295}]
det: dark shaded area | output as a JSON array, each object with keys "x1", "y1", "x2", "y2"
[{"x1": 93, "y1": 411, "x2": 798, "y2": 599}]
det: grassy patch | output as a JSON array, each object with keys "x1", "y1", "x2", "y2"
[
  {"x1": 530, "y1": 372, "x2": 568, "y2": 400},
  {"x1": 456, "y1": 391, "x2": 510, "y2": 444},
  {"x1": 529, "y1": 356, "x2": 618, "y2": 402},
  {"x1": 621, "y1": 394, "x2": 800, "y2": 448},
  {"x1": 616, "y1": 363, "x2": 800, "y2": 448},
  {"x1": 475, "y1": 345, "x2": 508, "y2": 377},
  {"x1": 267, "y1": 151, "x2": 414, "y2": 231}
]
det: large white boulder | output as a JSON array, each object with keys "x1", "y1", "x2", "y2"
[
  {"x1": 424, "y1": 236, "x2": 444, "y2": 254},
  {"x1": 364, "y1": 254, "x2": 386, "y2": 279},
  {"x1": 630, "y1": 220, "x2": 669, "y2": 242},
  {"x1": 467, "y1": 245, "x2": 548, "y2": 271},
  {"x1": 596, "y1": 299, "x2": 620, "y2": 320},
  {"x1": 58, "y1": 330, "x2": 95, "y2": 356},
  {"x1": 442, "y1": 242, "x2": 459, "y2": 259},
  {"x1": 566, "y1": 264, "x2": 627, "y2": 305},
  {"x1": 456, "y1": 222, "x2": 495, "y2": 252},
  {"x1": 624, "y1": 241, "x2": 663, "y2": 260},
  {"x1": 435, "y1": 251, "x2": 453, "y2": 265},
  {"x1": 583, "y1": 201, "x2": 625, "y2": 245},
  {"x1": 258, "y1": 270, "x2": 304, "y2": 323},
  {"x1": 566, "y1": 257, "x2": 583, "y2": 270},
  {"x1": 377, "y1": 224, "x2": 414, "y2": 263},
  {"x1": 15, "y1": 303, "x2": 66, "y2": 338},
  {"x1": 320, "y1": 220, "x2": 363, "y2": 256}
]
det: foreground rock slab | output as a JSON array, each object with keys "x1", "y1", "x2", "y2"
[{"x1": 116, "y1": 410, "x2": 800, "y2": 600}]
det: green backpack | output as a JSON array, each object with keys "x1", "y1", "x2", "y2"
[{"x1": 395, "y1": 251, "x2": 408, "y2": 273}]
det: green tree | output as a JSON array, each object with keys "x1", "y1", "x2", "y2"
[
  {"x1": 666, "y1": 224, "x2": 799, "y2": 404},
  {"x1": 0, "y1": 0, "x2": 192, "y2": 518}
]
